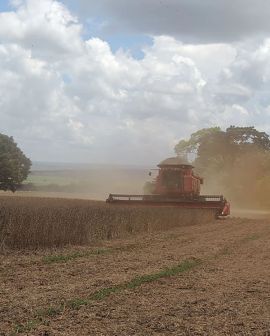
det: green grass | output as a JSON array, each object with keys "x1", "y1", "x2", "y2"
[
  {"x1": 42, "y1": 243, "x2": 139, "y2": 265},
  {"x1": 13, "y1": 259, "x2": 200, "y2": 333},
  {"x1": 43, "y1": 248, "x2": 109, "y2": 264},
  {"x1": 90, "y1": 259, "x2": 200, "y2": 300},
  {"x1": 60, "y1": 259, "x2": 199, "y2": 303},
  {"x1": 66, "y1": 298, "x2": 89, "y2": 310}
]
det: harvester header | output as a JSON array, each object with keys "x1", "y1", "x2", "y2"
[{"x1": 107, "y1": 157, "x2": 230, "y2": 218}]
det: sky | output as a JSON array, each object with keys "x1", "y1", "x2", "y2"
[{"x1": 1, "y1": 0, "x2": 270, "y2": 165}]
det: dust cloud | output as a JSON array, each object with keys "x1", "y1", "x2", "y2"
[
  {"x1": 199, "y1": 150, "x2": 270, "y2": 213},
  {"x1": 17, "y1": 164, "x2": 153, "y2": 201}
]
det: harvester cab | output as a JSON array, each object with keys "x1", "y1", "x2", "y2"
[
  {"x1": 106, "y1": 157, "x2": 230, "y2": 218},
  {"x1": 153, "y1": 157, "x2": 201, "y2": 198}
]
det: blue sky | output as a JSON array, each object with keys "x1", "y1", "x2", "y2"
[
  {"x1": 57, "y1": 0, "x2": 155, "y2": 59},
  {"x1": 0, "y1": 0, "x2": 11, "y2": 11}
]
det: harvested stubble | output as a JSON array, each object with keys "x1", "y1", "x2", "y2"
[{"x1": 0, "y1": 196, "x2": 216, "y2": 249}]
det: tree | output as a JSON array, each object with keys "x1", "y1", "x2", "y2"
[
  {"x1": 175, "y1": 127, "x2": 221, "y2": 158},
  {"x1": 175, "y1": 126, "x2": 270, "y2": 173},
  {"x1": 0, "y1": 134, "x2": 31, "y2": 192},
  {"x1": 174, "y1": 126, "x2": 270, "y2": 207}
]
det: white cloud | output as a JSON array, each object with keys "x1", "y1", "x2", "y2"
[
  {"x1": 0, "y1": 0, "x2": 270, "y2": 164},
  {"x1": 0, "y1": 0, "x2": 83, "y2": 60}
]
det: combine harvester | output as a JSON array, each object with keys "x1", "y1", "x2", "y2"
[{"x1": 107, "y1": 157, "x2": 230, "y2": 219}]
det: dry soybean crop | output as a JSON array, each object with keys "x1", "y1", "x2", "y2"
[{"x1": 0, "y1": 196, "x2": 215, "y2": 249}]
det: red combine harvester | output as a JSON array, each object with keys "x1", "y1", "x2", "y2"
[{"x1": 106, "y1": 157, "x2": 230, "y2": 218}]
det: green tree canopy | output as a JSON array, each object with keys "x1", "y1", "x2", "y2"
[
  {"x1": 175, "y1": 126, "x2": 270, "y2": 171},
  {"x1": 0, "y1": 134, "x2": 31, "y2": 192},
  {"x1": 175, "y1": 127, "x2": 221, "y2": 157}
]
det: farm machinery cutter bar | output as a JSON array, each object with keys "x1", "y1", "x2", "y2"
[{"x1": 106, "y1": 157, "x2": 230, "y2": 218}]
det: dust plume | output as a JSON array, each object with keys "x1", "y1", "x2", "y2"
[
  {"x1": 18, "y1": 164, "x2": 152, "y2": 201},
  {"x1": 200, "y1": 150, "x2": 270, "y2": 211}
]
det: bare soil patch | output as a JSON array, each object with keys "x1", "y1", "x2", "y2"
[{"x1": 1, "y1": 216, "x2": 270, "y2": 335}]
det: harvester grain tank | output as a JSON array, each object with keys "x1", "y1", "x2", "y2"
[{"x1": 106, "y1": 157, "x2": 230, "y2": 218}]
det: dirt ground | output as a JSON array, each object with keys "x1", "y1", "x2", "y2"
[{"x1": 1, "y1": 216, "x2": 270, "y2": 335}]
